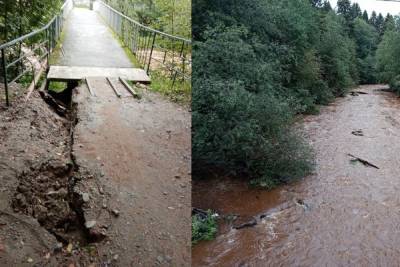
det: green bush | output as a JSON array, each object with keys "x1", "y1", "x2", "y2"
[
  {"x1": 192, "y1": 211, "x2": 218, "y2": 244},
  {"x1": 389, "y1": 75, "x2": 400, "y2": 94},
  {"x1": 192, "y1": 0, "x2": 397, "y2": 187}
]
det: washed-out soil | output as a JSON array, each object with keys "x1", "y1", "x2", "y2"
[
  {"x1": 0, "y1": 84, "x2": 113, "y2": 266},
  {"x1": 0, "y1": 79, "x2": 191, "y2": 266}
]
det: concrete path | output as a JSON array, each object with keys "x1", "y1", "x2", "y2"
[{"x1": 59, "y1": 8, "x2": 133, "y2": 68}]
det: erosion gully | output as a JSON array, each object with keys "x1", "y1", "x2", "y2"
[{"x1": 192, "y1": 85, "x2": 400, "y2": 266}]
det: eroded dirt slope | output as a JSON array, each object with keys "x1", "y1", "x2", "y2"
[{"x1": 0, "y1": 80, "x2": 191, "y2": 266}]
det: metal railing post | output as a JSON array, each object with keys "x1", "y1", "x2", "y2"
[
  {"x1": 147, "y1": 32, "x2": 156, "y2": 74},
  {"x1": 46, "y1": 29, "x2": 50, "y2": 63},
  {"x1": 1, "y1": 49, "x2": 10, "y2": 107}
]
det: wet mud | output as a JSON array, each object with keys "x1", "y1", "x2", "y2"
[{"x1": 192, "y1": 85, "x2": 400, "y2": 266}]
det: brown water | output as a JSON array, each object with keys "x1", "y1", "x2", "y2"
[{"x1": 192, "y1": 85, "x2": 400, "y2": 266}]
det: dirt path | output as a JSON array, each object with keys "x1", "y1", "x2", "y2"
[
  {"x1": 72, "y1": 79, "x2": 191, "y2": 266},
  {"x1": 192, "y1": 85, "x2": 400, "y2": 266}
]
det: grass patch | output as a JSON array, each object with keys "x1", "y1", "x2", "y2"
[
  {"x1": 48, "y1": 81, "x2": 67, "y2": 93},
  {"x1": 149, "y1": 71, "x2": 191, "y2": 104},
  {"x1": 192, "y1": 210, "x2": 218, "y2": 245},
  {"x1": 49, "y1": 26, "x2": 67, "y2": 65},
  {"x1": 18, "y1": 74, "x2": 34, "y2": 88}
]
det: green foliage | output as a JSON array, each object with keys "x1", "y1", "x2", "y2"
[
  {"x1": 0, "y1": 0, "x2": 62, "y2": 43},
  {"x1": 149, "y1": 71, "x2": 191, "y2": 104},
  {"x1": 192, "y1": 0, "x2": 400, "y2": 186},
  {"x1": 389, "y1": 75, "x2": 400, "y2": 94},
  {"x1": 353, "y1": 18, "x2": 379, "y2": 83},
  {"x1": 376, "y1": 30, "x2": 400, "y2": 83},
  {"x1": 192, "y1": 211, "x2": 217, "y2": 244},
  {"x1": 193, "y1": 0, "x2": 318, "y2": 186},
  {"x1": 49, "y1": 82, "x2": 67, "y2": 93},
  {"x1": 104, "y1": 0, "x2": 190, "y2": 38},
  {"x1": 318, "y1": 11, "x2": 358, "y2": 95}
]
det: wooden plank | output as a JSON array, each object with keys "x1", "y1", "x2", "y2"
[
  {"x1": 119, "y1": 77, "x2": 139, "y2": 98},
  {"x1": 85, "y1": 78, "x2": 96, "y2": 96},
  {"x1": 106, "y1": 77, "x2": 121, "y2": 98},
  {"x1": 47, "y1": 66, "x2": 151, "y2": 83},
  {"x1": 25, "y1": 59, "x2": 47, "y2": 102}
]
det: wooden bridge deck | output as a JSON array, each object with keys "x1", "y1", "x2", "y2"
[{"x1": 47, "y1": 66, "x2": 151, "y2": 83}]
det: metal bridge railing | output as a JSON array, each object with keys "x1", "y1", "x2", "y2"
[
  {"x1": 94, "y1": 0, "x2": 192, "y2": 88},
  {"x1": 0, "y1": 0, "x2": 73, "y2": 106}
]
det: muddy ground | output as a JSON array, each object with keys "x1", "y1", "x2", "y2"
[{"x1": 0, "y1": 81, "x2": 191, "y2": 266}]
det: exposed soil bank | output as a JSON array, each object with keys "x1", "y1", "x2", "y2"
[
  {"x1": 0, "y1": 79, "x2": 191, "y2": 266},
  {"x1": 192, "y1": 85, "x2": 400, "y2": 266},
  {"x1": 0, "y1": 87, "x2": 96, "y2": 266}
]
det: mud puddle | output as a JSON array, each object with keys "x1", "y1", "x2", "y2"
[{"x1": 192, "y1": 85, "x2": 400, "y2": 266}]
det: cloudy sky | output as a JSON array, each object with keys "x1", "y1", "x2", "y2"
[{"x1": 329, "y1": 0, "x2": 400, "y2": 16}]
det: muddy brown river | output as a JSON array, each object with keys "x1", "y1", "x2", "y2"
[{"x1": 192, "y1": 85, "x2": 400, "y2": 266}]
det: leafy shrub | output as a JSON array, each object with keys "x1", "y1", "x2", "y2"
[
  {"x1": 389, "y1": 75, "x2": 400, "y2": 94},
  {"x1": 192, "y1": 24, "x2": 315, "y2": 186},
  {"x1": 192, "y1": 211, "x2": 218, "y2": 244}
]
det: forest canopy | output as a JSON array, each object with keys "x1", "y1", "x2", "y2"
[{"x1": 192, "y1": 0, "x2": 400, "y2": 187}]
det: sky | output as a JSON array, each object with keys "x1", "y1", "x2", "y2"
[{"x1": 329, "y1": 0, "x2": 400, "y2": 16}]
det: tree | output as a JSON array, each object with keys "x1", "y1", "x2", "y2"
[
  {"x1": 376, "y1": 13, "x2": 385, "y2": 35},
  {"x1": 376, "y1": 30, "x2": 400, "y2": 84},
  {"x1": 369, "y1": 11, "x2": 377, "y2": 28},
  {"x1": 322, "y1": 0, "x2": 332, "y2": 12},
  {"x1": 362, "y1": 10, "x2": 369, "y2": 22},
  {"x1": 337, "y1": 0, "x2": 352, "y2": 21},
  {"x1": 353, "y1": 18, "x2": 379, "y2": 83},
  {"x1": 349, "y1": 3, "x2": 362, "y2": 20},
  {"x1": 383, "y1": 14, "x2": 395, "y2": 33}
]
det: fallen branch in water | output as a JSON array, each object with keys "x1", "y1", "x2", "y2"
[
  {"x1": 233, "y1": 218, "x2": 257, "y2": 229},
  {"x1": 347, "y1": 154, "x2": 379, "y2": 169},
  {"x1": 192, "y1": 208, "x2": 209, "y2": 219},
  {"x1": 351, "y1": 130, "x2": 364, "y2": 136}
]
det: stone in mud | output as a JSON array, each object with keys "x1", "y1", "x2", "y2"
[
  {"x1": 111, "y1": 209, "x2": 120, "y2": 217},
  {"x1": 82, "y1": 192, "x2": 90, "y2": 202},
  {"x1": 85, "y1": 220, "x2": 97, "y2": 229}
]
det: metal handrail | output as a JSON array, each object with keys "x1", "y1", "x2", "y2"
[
  {"x1": 94, "y1": 0, "x2": 191, "y2": 88},
  {"x1": 96, "y1": 1, "x2": 191, "y2": 43},
  {"x1": 0, "y1": 0, "x2": 73, "y2": 106}
]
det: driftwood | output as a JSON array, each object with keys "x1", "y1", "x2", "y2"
[
  {"x1": 350, "y1": 91, "x2": 368, "y2": 96},
  {"x1": 351, "y1": 130, "x2": 364, "y2": 136},
  {"x1": 25, "y1": 59, "x2": 48, "y2": 102},
  {"x1": 233, "y1": 218, "x2": 257, "y2": 229},
  {"x1": 348, "y1": 154, "x2": 379, "y2": 169},
  {"x1": 192, "y1": 208, "x2": 208, "y2": 219}
]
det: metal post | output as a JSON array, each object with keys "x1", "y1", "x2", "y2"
[
  {"x1": 1, "y1": 49, "x2": 10, "y2": 107},
  {"x1": 90, "y1": 0, "x2": 94, "y2": 10},
  {"x1": 147, "y1": 32, "x2": 156, "y2": 74},
  {"x1": 171, "y1": 41, "x2": 185, "y2": 88},
  {"x1": 46, "y1": 29, "x2": 50, "y2": 63}
]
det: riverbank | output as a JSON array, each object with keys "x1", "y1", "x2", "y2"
[{"x1": 192, "y1": 84, "x2": 400, "y2": 266}]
